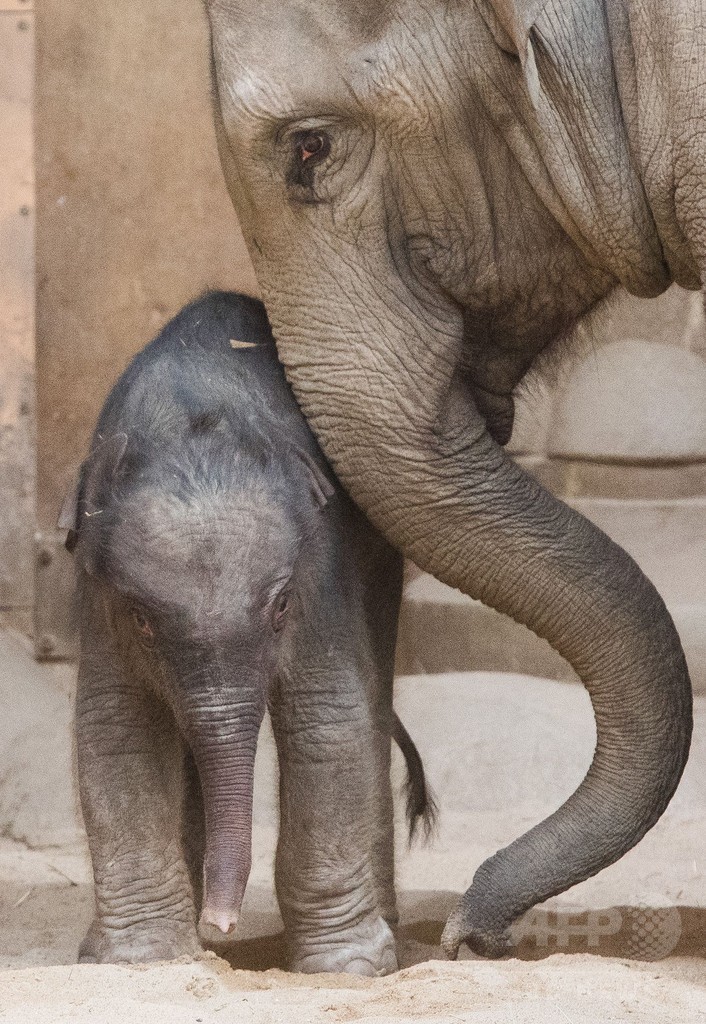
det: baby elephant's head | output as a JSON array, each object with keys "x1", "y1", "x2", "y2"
[{"x1": 64, "y1": 425, "x2": 334, "y2": 936}]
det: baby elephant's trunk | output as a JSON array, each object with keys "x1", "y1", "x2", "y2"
[
  {"x1": 191, "y1": 724, "x2": 261, "y2": 935},
  {"x1": 175, "y1": 659, "x2": 267, "y2": 935}
]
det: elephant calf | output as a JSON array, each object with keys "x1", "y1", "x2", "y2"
[{"x1": 61, "y1": 291, "x2": 433, "y2": 974}]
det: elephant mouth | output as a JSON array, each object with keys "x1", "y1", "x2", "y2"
[{"x1": 469, "y1": 384, "x2": 515, "y2": 446}]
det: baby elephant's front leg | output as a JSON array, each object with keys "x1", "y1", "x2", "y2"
[
  {"x1": 271, "y1": 675, "x2": 397, "y2": 977},
  {"x1": 76, "y1": 649, "x2": 199, "y2": 963}
]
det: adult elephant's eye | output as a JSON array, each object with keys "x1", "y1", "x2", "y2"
[
  {"x1": 296, "y1": 132, "x2": 331, "y2": 166},
  {"x1": 287, "y1": 130, "x2": 334, "y2": 199}
]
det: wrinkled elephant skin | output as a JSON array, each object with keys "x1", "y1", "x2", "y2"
[{"x1": 204, "y1": 0, "x2": 696, "y2": 957}]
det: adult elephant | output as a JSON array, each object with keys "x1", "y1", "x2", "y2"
[{"x1": 203, "y1": 0, "x2": 694, "y2": 960}]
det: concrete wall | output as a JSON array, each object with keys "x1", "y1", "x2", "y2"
[
  {"x1": 0, "y1": 1, "x2": 34, "y2": 632},
  {"x1": 34, "y1": 0, "x2": 257, "y2": 536},
  {"x1": 29, "y1": 0, "x2": 259, "y2": 654}
]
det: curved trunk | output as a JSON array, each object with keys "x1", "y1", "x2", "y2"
[{"x1": 268, "y1": 291, "x2": 693, "y2": 959}]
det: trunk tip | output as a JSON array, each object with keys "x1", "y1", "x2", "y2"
[{"x1": 199, "y1": 906, "x2": 240, "y2": 937}]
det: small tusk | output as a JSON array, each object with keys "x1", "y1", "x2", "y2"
[{"x1": 230, "y1": 339, "x2": 259, "y2": 349}]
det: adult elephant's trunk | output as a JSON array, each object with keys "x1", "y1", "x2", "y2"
[
  {"x1": 266, "y1": 282, "x2": 693, "y2": 959},
  {"x1": 433, "y1": 428, "x2": 692, "y2": 958},
  {"x1": 171, "y1": 656, "x2": 266, "y2": 936}
]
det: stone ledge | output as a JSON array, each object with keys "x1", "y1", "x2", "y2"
[
  {"x1": 396, "y1": 583, "x2": 706, "y2": 695},
  {"x1": 396, "y1": 583, "x2": 576, "y2": 683},
  {"x1": 517, "y1": 455, "x2": 706, "y2": 501}
]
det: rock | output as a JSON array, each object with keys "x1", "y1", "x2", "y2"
[{"x1": 536, "y1": 459, "x2": 706, "y2": 501}]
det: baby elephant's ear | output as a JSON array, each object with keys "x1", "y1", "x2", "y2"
[
  {"x1": 57, "y1": 473, "x2": 82, "y2": 552},
  {"x1": 293, "y1": 449, "x2": 336, "y2": 510},
  {"x1": 57, "y1": 433, "x2": 128, "y2": 553}
]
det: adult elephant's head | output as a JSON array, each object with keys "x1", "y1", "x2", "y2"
[{"x1": 204, "y1": 0, "x2": 692, "y2": 957}]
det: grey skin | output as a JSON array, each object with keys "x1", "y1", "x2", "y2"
[
  {"x1": 63, "y1": 291, "x2": 434, "y2": 973},
  {"x1": 203, "y1": 0, "x2": 696, "y2": 962}
]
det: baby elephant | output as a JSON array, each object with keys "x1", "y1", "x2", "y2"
[{"x1": 62, "y1": 291, "x2": 434, "y2": 975}]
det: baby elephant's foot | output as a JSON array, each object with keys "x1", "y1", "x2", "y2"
[
  {"x1": 290, "y1": 915, "x2": 398, "y2": 977},
  {"x1": 79, "y1": 918, "x2": 200, "y2": 964}
]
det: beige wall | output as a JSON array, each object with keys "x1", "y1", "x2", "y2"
[
  {"x1": 0, "y1": 1, "x2": 34, "y2": 624},
  {"x1": 34, "y1": 0, "x2": 257, "y2": 534}
]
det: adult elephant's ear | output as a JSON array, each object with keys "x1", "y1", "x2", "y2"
[
  {"x1": 482, "y1": 0, "x2": 549, "y2": 102},
  {"x1": 58, "y1": 433, "x2": 128, "y2": 555}
]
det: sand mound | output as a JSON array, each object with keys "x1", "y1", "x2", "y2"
[{"x1": 2, "y1": 954, "x2": 705, "y2": 1024}]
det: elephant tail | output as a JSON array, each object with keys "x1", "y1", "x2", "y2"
[{"x1": 392, "y1": 712, "x2": 438, "y2": 844}]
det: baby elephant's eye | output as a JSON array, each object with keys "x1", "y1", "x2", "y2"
[
  {"x1": 132, "y1": 609, "x2": 154, "y2": 644},
  {"x1": 272, "y1": 592, "x2": 290, "y2": 632},
  {"x1": 296, "y1": 132, "x2": 331, "y2": 166}
]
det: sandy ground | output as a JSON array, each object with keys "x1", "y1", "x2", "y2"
[
  {"x1": 1, "y1": 955, "x2": 704, "y2": 1024},
  {"x1": 1, "y1": 633, "x2": 705, "y2": 1021}
]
